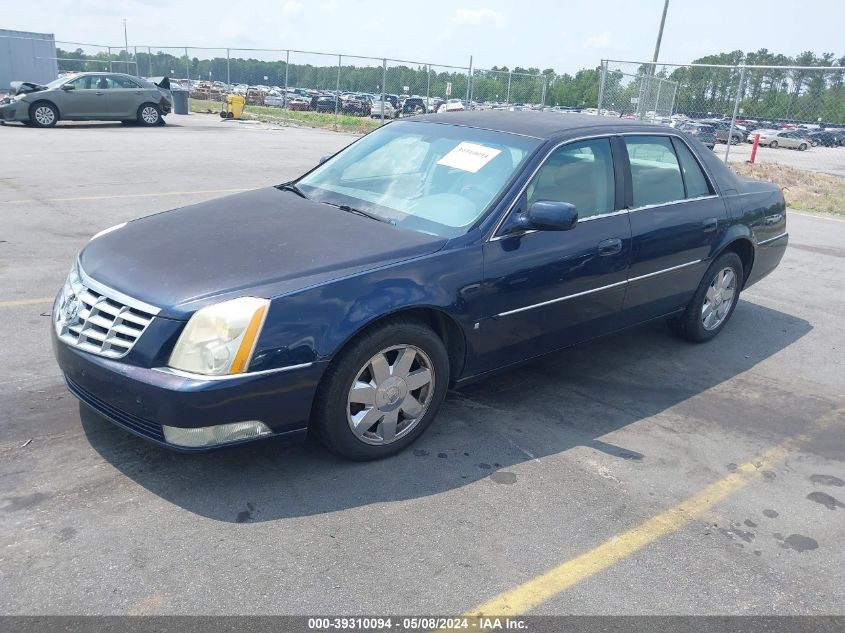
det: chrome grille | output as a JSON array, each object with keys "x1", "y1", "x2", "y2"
[{"x1": 55, "y1": 265, "x2": 159, "y2": 359}]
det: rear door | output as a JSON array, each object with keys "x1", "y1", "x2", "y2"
[
  {"x1": 620, "y1": 134, "x2": 728, "y2": 323},
  {"x1": 105, "y1": 75, "x2": 145, "y2": 118},
  {"x1": 476, "y1": 136, "x2": 632, "y2": 372}
]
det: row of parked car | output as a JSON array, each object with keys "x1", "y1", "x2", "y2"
[
  {"x1": 268, "y1": 91, "x2": 467, "y2": 118},
  {"x1": 671, "y1": 118, "x2": 845, "y2": 151}
]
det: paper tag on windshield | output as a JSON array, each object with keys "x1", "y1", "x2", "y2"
[{"x1": 437, "y1": 142, "x2": 502, "y2": 173}]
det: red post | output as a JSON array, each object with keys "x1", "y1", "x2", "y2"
[{"x1": 748, "y1": 133, "x2": 760, "y2": 164}]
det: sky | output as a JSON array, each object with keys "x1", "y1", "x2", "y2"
[{"x1": 6, "y1": 0, "x2": 845, "y2": 74}]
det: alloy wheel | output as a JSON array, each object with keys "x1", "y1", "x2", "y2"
[
  {"x1": 346, "y1": 345, "x2": 435, "y2": 445},
  {"x1": 702, "y1": 267, "x2": 737, "y2": 331},
  {"x1": 34, "y1": 106, "x2": 55, "y2": 126},
  {"x1": 141, "y1": 106, "x2": 159, "y2": 124}
]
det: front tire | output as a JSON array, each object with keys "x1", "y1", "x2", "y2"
[
  {"x1": 312, "y1": 319, "x2": 450, "y2": 460},
  {"x1": 29, "y1": 102, "x2": 58, "y2": 127},
  {"x1": 137, "y1": 103, "x2": 161, "y2": 126},
  {"x1": 798, "y1": 143, "x2": 807, "y2": 151},
  {"x1": 670, "y1": 252, "x2": 743, "y2": 343}
]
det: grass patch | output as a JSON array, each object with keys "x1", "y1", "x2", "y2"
[
  {"x1": 730, "y1": 162, "x2": 845, "y2": 217},
  {"x1": 188, "y1": 98, "x2": 380, "y2": 134}
]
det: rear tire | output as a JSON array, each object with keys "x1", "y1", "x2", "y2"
[
  {"x1": 29, "y1": 101, "x2": 58, "y2": 128},
  {"x1": 137, "y1": 103, "x2": 161, "y2": 126},
  {"x1": 312, "y1": 319, "x2": 450, "y2": 461},
  {"x1": 769, "y1": 140, "x2": 778, "y2": 148},
  {"x1": 670, "y1": 252, "x2": 743, "y2": 343}
]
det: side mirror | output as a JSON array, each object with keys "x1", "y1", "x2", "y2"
[
  {"x1": 61, "y1": 84, "x2": 75, "y2": 91},
  {"x1": 318, "y1": 154, "x2": 332, "y2": 165},
  {"x1": 508, "y1": 201, "x2": 579, "y2": 233}
]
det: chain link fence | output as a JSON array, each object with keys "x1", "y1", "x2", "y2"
[
  {"x1": 469, "y1": 68, "x2": 547, "y2": 109},
  {"x1": 1, "y1": 35, "x2": 481, "y2": 129},
  {"x1": 597, "y1": 59, "x2": 845, "y2": 206}
]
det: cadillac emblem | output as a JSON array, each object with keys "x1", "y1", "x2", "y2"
[{"x1": 59, "y1": 293, "x2": 81, "y2": 327}]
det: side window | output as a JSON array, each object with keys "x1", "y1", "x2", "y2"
[
  {"x1": 624, "y1": 136, "x2": 685, "y2": 207},
  {"x1": 672, "y1": 138, "x2": 712, "y2": 198},
  {"x1": 67, "y1": 76, "x2": 92, "y2": 90},
  {"x1": 108, "y1": 75, "x2": 139, "y2": 89},
  {"x1": 526, "y1": 138, "x2": 615, "y2": 219}
]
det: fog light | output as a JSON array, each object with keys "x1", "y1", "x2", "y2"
[{"x1": 162, "y1": 421, "x2": 272, "y2": 448}]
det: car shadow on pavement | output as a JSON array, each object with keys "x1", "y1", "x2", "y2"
[{"x1": 80, "y1": 299, "x2": 812, "y2": 523}]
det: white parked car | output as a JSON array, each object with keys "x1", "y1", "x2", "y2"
[
  {"x1": 264, "y1": 90, "x2": 284, "y2": 107},
  {"x1": 765, "y1": 130, "x2": 812, "y2": 150},
  {"x1": 437, "y1": 99, "x2": 465, "y2": 113},
  {"x1": 370, "y1": 100, "x2": 396, "y2": 119}
]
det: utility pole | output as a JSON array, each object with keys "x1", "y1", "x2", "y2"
[
  {"x1": 123, "y1": 19, "x2": 130, "y2": 73},
  {"x1": 652, "y1": 0, "x2": 669, "y2": 67},
  {"x1": 641, "y1": 0, "x2": 669, "y2": 118}
]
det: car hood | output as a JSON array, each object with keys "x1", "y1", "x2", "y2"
[
  {"x1": 79, "y1": 187, "x2": 448, "y2": 319},
  {"x1": 10, "y1": 81, "x2": 48, "y2": 96}
]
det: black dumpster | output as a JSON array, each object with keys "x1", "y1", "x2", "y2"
[{"x1": 172, "y1": 90, "x2": 189, "y2": 115}]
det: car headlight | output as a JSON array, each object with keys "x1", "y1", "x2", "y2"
[
  {"x1": 60, "y1": 261, "x2": 84, "y2": 305},
  {"x1": 168, "y1": 297, "x2": 270, "y2": 376}
]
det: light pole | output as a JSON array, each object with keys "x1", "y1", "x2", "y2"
[
  {"x1": 652, "y1": 0, "x2": 669, "y2": 67},
  {"x1": 123, "y1": 19, "x2": 130, "y2": 73},
  {"x1": 640, "y1": 0, "x2": 669, "y2": 117}
]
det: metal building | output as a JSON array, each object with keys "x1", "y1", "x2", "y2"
[{"x1": 0, "y1": 29, "x2": 59, "y2": 92}]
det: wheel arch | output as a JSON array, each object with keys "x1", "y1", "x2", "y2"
[
  {"x1": 329, "y1": 306, "x2": 468, "y2": 386},
  {"x1": 715, "y1": 236, "x2": 755, "y2": 288},
  {"x1": 28, "y1": 98, "x2": 62, "y2": 120}
]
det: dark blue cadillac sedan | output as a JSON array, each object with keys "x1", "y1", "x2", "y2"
[{"x1": 53, "y1": 112, "x2": 788, "y2": 459}]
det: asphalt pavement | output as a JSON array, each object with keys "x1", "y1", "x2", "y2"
[{"x1": 1, "y1": 114, "x2": 843, "y2": 616}]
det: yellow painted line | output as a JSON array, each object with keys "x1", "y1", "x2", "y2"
[
  {"x1": 459, "y1": 405, "x2": 845, "y2": 619},
  {"x1": 0, "y1": 188, "x2": 249, "y2": 205},
  {"x1": 0, "y1": 297, "x2": 54, "y2": 307}
]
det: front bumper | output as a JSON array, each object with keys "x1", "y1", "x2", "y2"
[
  {"x1": 0, "y1": 100, "x2": 29, "y2": 123},
  {"x1": 53, "y1": 327, "x2": 326, "y2": 451}
]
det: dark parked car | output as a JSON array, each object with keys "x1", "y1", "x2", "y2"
[
  {"x1": 313, "y1": 95, "x2": 339, "y2": 113},
  {"x1": 341, "y1": 95, "x2": 372, "y2": 117},
  {"x1": 807, "y1": 130, "x2": 845, "y2": 147},
  {"x1": 677, "y1": 122, "x2": 717, "y2": 149},
  {"x1": 0, "y1": 72, "x2": 172, "y2": 127},
  {"x1": 399, "y1": 97, "x2": 428, "y2": 116},
  {"x1": 53, "y1": 112, "x2": 787, "y2": 459},
  {"x1": 704, "y1": 120, "x2": 747, "y2": 144}
]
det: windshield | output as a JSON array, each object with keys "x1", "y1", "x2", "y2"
[
  {"x1": 45, "y1": 76, "x2": 70, "y2": 89},
  {"x1": 297, "y1": 121, "x2": 541, "y2": 237}
]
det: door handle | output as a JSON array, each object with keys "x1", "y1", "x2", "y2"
[
  {"x1": 597, "y1": 237, "x2": 623, "y2": 256},
  {"x1": 135, "y1": 91, "x2": 143, "y2": 95},
  {"x1": 95, "y1": 92, "x2": 105, "y2": 96},
  {"x1": 702, "y1": 217, "x2": 719, "y2": 233}
]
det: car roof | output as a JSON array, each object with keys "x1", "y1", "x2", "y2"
[{"x1": 412, "y1": 110, "x2": 681, "y2": 140}]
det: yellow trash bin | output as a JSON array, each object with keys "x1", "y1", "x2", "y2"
[{"x1": 221, "y1": 94, "x2": 245, "y2": 119}]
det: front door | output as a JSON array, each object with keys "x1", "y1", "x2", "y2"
[
  {"x1": 620, "y1": 134, "x2": 728, "y2": 323},
  {"x1": 475, "y1": 137, "x2": 632, "y2": 374},
  {"x1": 60, "y1": 75, "x2": 110, "y2": 118}
]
